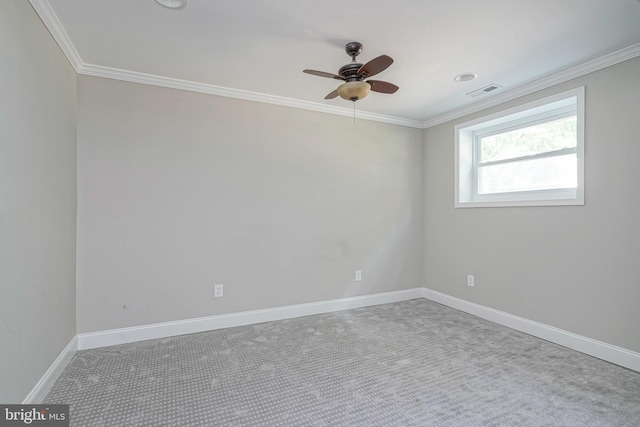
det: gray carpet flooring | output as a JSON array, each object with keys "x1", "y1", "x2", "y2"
[{"x1": 46, "y1": 299, "x2": 640, "y2": 426}]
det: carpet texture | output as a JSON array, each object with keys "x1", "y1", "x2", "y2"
[{"x1": 46, "y1": 299, "x2": 640, "y2": 426}]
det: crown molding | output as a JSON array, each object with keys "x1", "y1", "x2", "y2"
[
  {"x1": 79, "y1": 63, "x2": 424, "y2": 128},
  {"x1": 421, "y1": 42, "x2": 640, "y2": 129},
  {"x1": 29, "y1": 0, "x2": 83, "y2": 72},
  {"x1": 29, "y1": 0, "x2": 422, "y2": 128},
  {"x1": 30, "y1": 0, "x2": 640, "y2": 130}
]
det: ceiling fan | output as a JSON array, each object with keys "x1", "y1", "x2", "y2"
[{"x1": 303, "y1": 42, "x2": 399, "y2": 102}]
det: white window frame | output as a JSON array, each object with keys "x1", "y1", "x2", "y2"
[{"x1": 455, "y1": 87, "x2": 585, "y2": 208}]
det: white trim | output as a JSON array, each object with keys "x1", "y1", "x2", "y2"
[
  {"x1": 455, "y1": 87, "x2": 585, "y2": 208},
  {"x1": 77, "y1": 288, "x2": 424, "y2": 350},
  {"x1": 28, "y1": 0, "x2": 83, "y2": 72},
  {"x1": 78, "y1": 63, "x2": 424, "y2": 128},
  {"x1": 23, "y1": 336, "x2": 78, "y2": 404},
  {"x1": 421, "y1": 287, "x2": 640, "y2": 373},
  {"x1": 28, "y1": 0, "x2": 421, "y2": 128},
  {"x1": 28, "y1": 286, "x2": 639, "y2": 402},
  {"x1": 422, "y1": 42, "x2": 640, "y2": 128},
  {"x1": 30, "y1": 1, "x2": 640, "y2": 129}
]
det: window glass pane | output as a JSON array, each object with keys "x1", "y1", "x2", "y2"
[
  {"x1": 480, "y1": 115, "x2": 577, "y2": 163},
  {"x1": 478, "y1": 153, "x2": 577, "y2": 194}
]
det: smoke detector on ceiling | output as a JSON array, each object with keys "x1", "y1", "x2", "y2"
[{"x1": 154, "y1": 0, "x2": 186, "y2": 9}]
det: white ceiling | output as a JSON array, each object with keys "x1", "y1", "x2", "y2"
[{"x1": 35, "y1": 0, "x2": 640, "y2": 127}]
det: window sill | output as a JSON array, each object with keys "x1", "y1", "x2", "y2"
[{"x1": 455, "y1": 197, "x2": 584, "y2": 208}]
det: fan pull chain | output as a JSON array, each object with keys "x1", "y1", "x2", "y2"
[{"x1": 353, "y1": 101, "x2": 356, "y2": 124}]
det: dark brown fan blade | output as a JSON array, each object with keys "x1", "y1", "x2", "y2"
[
  {"x1": 324, "y1": 89, "x2": 339, "y2": 99},
  {"x1": 358, "y1": 55, "x2": 393, "y2": 78},
  {"x1": 367, "y1": 80, "x2": 399, "y2": 94},
  {"x1": 303, "y1": 69, "x2": 346, "y2": 80}
]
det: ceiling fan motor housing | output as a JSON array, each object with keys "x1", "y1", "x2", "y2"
[
  {"x1": 339, "y1": 63, "x2": 364, "y2": 81},
  {"x1": 341, "y1": 42, "x2": 365, "y2": 81}
]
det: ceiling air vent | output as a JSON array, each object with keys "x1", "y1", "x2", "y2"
[{"x1": 467, "y1": 83, "x2": 503, "y2": 98}]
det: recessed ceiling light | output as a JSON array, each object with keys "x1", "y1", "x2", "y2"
[
  {"x1": 154, "y1": 0, "x2": 186, "y2": 10},
  {"x1": 454, "y1": 73, "x2": 478, "y2": 83}
]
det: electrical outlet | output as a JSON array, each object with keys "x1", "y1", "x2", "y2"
[
  {"x1": 467, "y1": 275, "x2": 474, "y2": 287},
  {"x1": 214, "y1": 284, "x2": 224, "y2": 298},
  {"x1": 355, "y1": 270, "x2": 362, "y2": 282}
]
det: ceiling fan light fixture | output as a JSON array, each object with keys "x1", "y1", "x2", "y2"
[
  {"x1": 337, "y1": 80, "x2": 371, "y2": 101},
  {"x1": 154, "y1": 0, "x2": 187, "y2": 10}
]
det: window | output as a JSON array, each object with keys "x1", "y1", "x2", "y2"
[{"x1": 455, "y1": 87, "x2": 584, "y2": 207}]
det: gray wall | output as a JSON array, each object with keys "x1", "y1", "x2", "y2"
[
  {"x1": 423, "y1": 57, "x2": 640, "y2": 353},
  {"x1": 0, "y1": 1, "x2": 77, "y2": 402},
  {"x1": 76, "y1": 76, "x2": 424, "y2": 333},
  {"x1": 4, "y1": 1, "x2": 638, "y2": 400}
]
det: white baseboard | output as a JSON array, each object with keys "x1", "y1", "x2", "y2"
[
  {"x1": 422, "y1": 287, "x2": 640, "y2": 373},
  {"x1": 27, "y1": 286, "x2": 639, "y2": 403},
  {"x1": 23, "y1": 336, "x2": 78, "y2": 404},
  {"x1": 77, "y1": 288, "x2": 425, "y2": 350}
]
